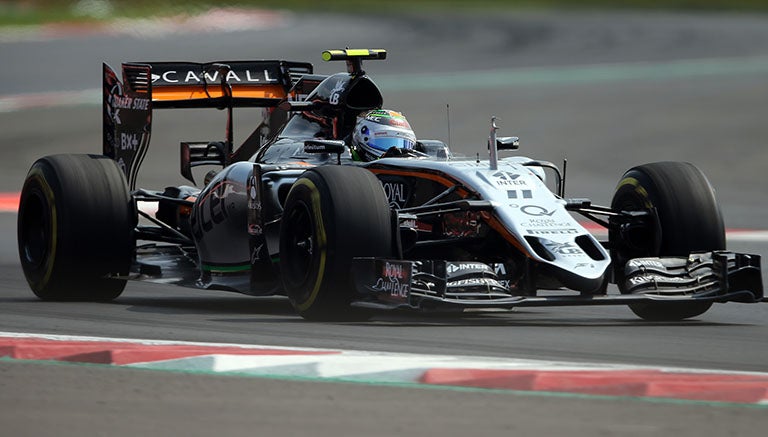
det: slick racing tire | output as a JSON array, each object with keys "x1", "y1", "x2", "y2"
[
  {"x1": 280, "y1": 165, "x2": 393, "y2": 321},
  {"x1": 18, "y1": 154, "x2": 136, "y2": 301},
  {"x1": 610, "y1": 161, "x2": 725, "y2": 321}
]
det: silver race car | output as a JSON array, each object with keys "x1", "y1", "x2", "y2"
[{"x1": 18, "y1": 49, "x2": 763, "y2": 321}]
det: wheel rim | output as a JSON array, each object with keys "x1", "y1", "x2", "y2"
[
  {"x1": 19, "y1": 189, "x2": 51, "y2": 269},
  {"x1": 283, "y1": 200, "x2": 315, "y2": 288}
]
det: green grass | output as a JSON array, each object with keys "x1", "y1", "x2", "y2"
[{"x1": 1, "y1": 0, "x2": 767, "y2": 27}]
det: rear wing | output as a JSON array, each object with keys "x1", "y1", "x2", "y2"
[
  {"x1": 140, "y1": 60, "x2": 312, "y2": 108},
  {"x1": 102, "y1": 60, "x2": 313, "y2": 188}
]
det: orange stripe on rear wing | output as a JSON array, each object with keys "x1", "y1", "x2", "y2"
[
  {"x1": 151, "y1": 84, "x2": 288, "y2": 101},
  {"x1": 150, "y1": 84, "x2": 290, "y2": 109}
]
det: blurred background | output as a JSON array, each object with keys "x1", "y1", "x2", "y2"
[{"x1": 2, "y1": 0, "x2": 768, "y2": 25}]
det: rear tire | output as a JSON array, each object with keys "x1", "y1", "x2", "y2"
[
  {"x1": 18, "y1": 154, "x2": 136, "y2": 301},
  {"x1": 610, "y1": 161, "x2": 724, "y2": 321},
  {"x1": 280, "y1": 166, "x2": 393, "y2": 320}
]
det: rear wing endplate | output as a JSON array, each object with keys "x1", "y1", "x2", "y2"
[{"x1": 103, "y1": 62, "x2": 152, "y2": 190}]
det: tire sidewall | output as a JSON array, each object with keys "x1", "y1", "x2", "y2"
[
  {"x1": 279, "y1": 166, "x2": 392, "y2": 319},
  {"x1": 18, "y1": 164, "x2": 59, "y2": 294},
  {"x1": 610, "y1": 162, "x2": 724, "y2": 320},
  {"x1": 17, "y1": 154, "x2": 135, "y2": 300},
  {"x1": 280, "y1": 175, "x2": 331, "y2": 313},
  {"x1": 612, "y1": 163, "x2": 724, "y2": 258}
]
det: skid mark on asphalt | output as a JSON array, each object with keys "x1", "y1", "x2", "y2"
[{"x1": 2, "y1": 332, "x2": 768, "y2": 406}]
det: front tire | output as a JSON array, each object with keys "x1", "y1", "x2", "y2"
[
  {"x1": 610, "y1": 161, "x2": 724, "y2": 321},
  {"x1": 18, "y1": 154, "x2": 136, "y2": 301},
  {"x1": 280, "y1": 166, "x2": 393, "y2": 320}
]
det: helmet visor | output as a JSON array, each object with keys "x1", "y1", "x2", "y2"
[{"x1": 368, "y1": 137, "x2": 416, "y2": 152}]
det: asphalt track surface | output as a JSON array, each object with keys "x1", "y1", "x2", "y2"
[{"x1": 2, "y1": 9, "x2": 768, "y2": 436}]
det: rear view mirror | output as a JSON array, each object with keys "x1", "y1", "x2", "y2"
[
  {"x1": 304, "y1": 139, "x2": 347, "y2": 164},
  {"x1": 304, "y1": 139, "x2": 347, "y2": 155},
  {"x1": 497, "y1": 136, "x2": 520, "y2": 150}
]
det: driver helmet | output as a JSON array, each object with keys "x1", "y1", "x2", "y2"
[{"x1": 352, "y1": 109, "x2": 417, "y2": 161}]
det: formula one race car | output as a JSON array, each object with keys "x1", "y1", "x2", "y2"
[{"x1": 17, "y1": 49, "x2": 764, "y2": 321}]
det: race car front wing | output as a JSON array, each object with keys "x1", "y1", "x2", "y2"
[{"x1": 350, "y1": 251, "x2": 763, "y2": 311}]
